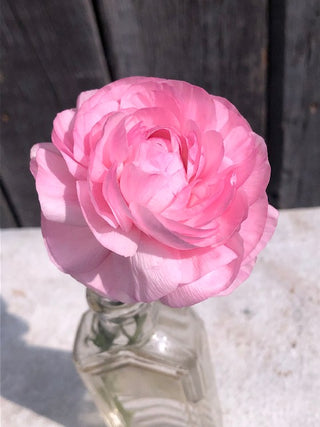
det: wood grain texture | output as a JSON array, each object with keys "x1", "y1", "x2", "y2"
[
  {"x1": 95, "y1": 0, "x2": 267, "y2": 135},
  {"x1": 279, "y1": 0, "x2": 320, "y2": 207},
  {"x1": 266, "y1": 0, "x2": 285, "y2": 207},
  {"x1": 0, "y1": 182, "x2": 18, "y2": 228},
  {"x1": 217, "y1": 0, "x2": 268, "y2": 136},
  {"x1": 1, "y1": 0, "x2": 110, "y2": 226}
]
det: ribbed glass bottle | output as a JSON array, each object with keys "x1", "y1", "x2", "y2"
[{"x1": 73, "y1": 290, "x2": 222, "y2": 427}]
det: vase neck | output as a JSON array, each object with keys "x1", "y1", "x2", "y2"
[{"x1": 86, "y1": 289, "x2": 159, "y2": 346}]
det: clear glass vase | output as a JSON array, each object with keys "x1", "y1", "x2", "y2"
[{"x1": 73, "y1": 289, "x2": 222, "y2": 427}]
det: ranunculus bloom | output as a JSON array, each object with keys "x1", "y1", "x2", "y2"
[{"x1": 30, "y1": 77, "x2": 278, "y2": 307}]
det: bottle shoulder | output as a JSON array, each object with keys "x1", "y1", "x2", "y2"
[{"x1": 73, "y1": 303, "x2": 207, "y2": 371}]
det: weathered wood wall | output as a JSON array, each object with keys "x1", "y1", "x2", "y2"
[
  {"x1": 280, "y1": 0, "x2": 320, "y2": 208},
  {"x1": 1, "y1": 0, "x2": 319, "y2": 227},
  {"x1": 95, "y1": 0, "x2": 267, "y2": 133},
  {"x1": 1, "y1": 0, "x2": 110, "y2": 227}
]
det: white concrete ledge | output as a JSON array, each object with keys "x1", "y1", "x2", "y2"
[{"x1": 1, "y1": 207, "x2": 320, "y2": 426}]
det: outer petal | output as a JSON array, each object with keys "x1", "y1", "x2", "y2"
[
  {"x1": 160, "y1": 257, "x2": 240, "y2": 307},
  {"x1": 51, "y1": 109, "x2": 87, "y2": 179},
  {"x1": 41, "y1": 214, "x2": 108, "y2": 275},
  {"x1": 223, "y1": 128, "x2": 256, "y2": 187},
  {"x1": 104, "y1": 76, "x2": 162, "y2": 102},
  {"x1": 129, "y1": 235, "x2": 182, "y2": 301},
  {"x1": 30, "y1": 143, "x2": 84, "y2": 225},
  {"x1": 241, "y1": 134, "x2": 271, "y2": 204},
  {"x1": 119, "y1": 84, "x2": 181, "y2": 119},
  {"x1": 177, "y1": 243, "x2": 240, "y2": 284},
  {"x1": 163, "y1": 79, "x2": 216, "y2": 130},
  {"x1": 51, "y1": 109, "x2": 75, "y2": 153},
  {"x1": 218, "y1": 259, "x2": 256, "y2": 297},
  {"x1": 69, "y1": 251, "x2": 135, "y2": 303},
  {"x1": 219, "y1": 204, "x2": 278, "y2": 296},
  {"x1": 213, "y1": 96, "x2": 251, "y2": 137},
  {"x1": 74, "y1": 235, "x2": 182, "y2": 303},
  {"x1": 241, "y1": 202, "x2": 278, "y2": 263},
  {"x1": 76, "y1": 89, "x2": 98, "y2": 108}
]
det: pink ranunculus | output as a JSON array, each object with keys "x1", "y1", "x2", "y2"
[{"x1": 30, "y1": 77, "x2": 278, "y2": 307}]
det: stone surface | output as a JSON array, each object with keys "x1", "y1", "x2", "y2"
[{"x1": 1, "y1": 207, "x2": 320, "y2": 426}]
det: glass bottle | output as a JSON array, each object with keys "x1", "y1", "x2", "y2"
[{"x1": 73, "y1": 289, "x2": 222, "y2": 427}]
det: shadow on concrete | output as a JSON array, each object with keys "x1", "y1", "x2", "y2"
[{"x1": 0, "y1": 298, "x2": 102, "y2": 426}]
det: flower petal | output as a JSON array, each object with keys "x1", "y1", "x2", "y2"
[
  {"x1": 77, "y1": 180, "x2": 140, "y2": 256},
  {"x1": 41, "y1": 214, "x2": 108, "y2": 275},
  {"x1": 219, "y1": 204, "x2": 278, "y2": 296},
  {"x1": 241, "y1": 134, "x2": 271, "y2": 204},
  {"x1": 30, "y1": 143, "x2": 84, "y2": 225},
  {"x1": 129, "y1": 235, "x2": 182, "y2": 301},
  {"x1": 130, "y1": 202, "x2": 197, "y2": 250},
  {"x1": 103, "y1": 165, "x2": 133, "y2": 231},
  {"x1": 76, "y1": 89, "x2": 98, "y2": 108},
  {"x1": 51, "y1": 109, "x2": 87, "y2": 179},
  {"x1": 72, "y1": 91, "x2": 119, "y2": 164},
  {"x1": 164, "y1": 80, "x2": 215, "y2": 130},
  {"x1": 73, "y1": 252, "x2": 136, "y2": 303},
  {"x1": 160, "y1": 257, "x2": 240, "y2": 307},
  {"x1": 73, "y1": 235, "x2": 181, "y2": 303},
  {"x1": 240, "y1": 201, "x2": 278, "y2": 262}
]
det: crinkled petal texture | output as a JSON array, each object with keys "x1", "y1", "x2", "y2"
[{"x1": 30, "y1": 77, "x2": 278, "y2": 307}]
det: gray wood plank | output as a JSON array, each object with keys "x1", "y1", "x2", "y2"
[
  {"x1": 95, "y1": 0, "x2": 267, "y2": 135},
  {"x1": 279, "y1": 0, "x2": 320, "y2": 207},
  {"x1": 266, "y1": 0, "x2": 285, "y2": 208},
  {"x1": 1, "y1": 0, "x2": 110, "y2": 226},
  {"x1": 217, "y1": 0, "x2": 268, "y2": 136},
  {"x1": 0, "y1": 182, "x2": 19, "y2": 228}
]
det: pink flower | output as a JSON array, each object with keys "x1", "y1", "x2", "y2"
[{"x1": 30, "y1": 77, "x2": 278, "y2": 307}]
